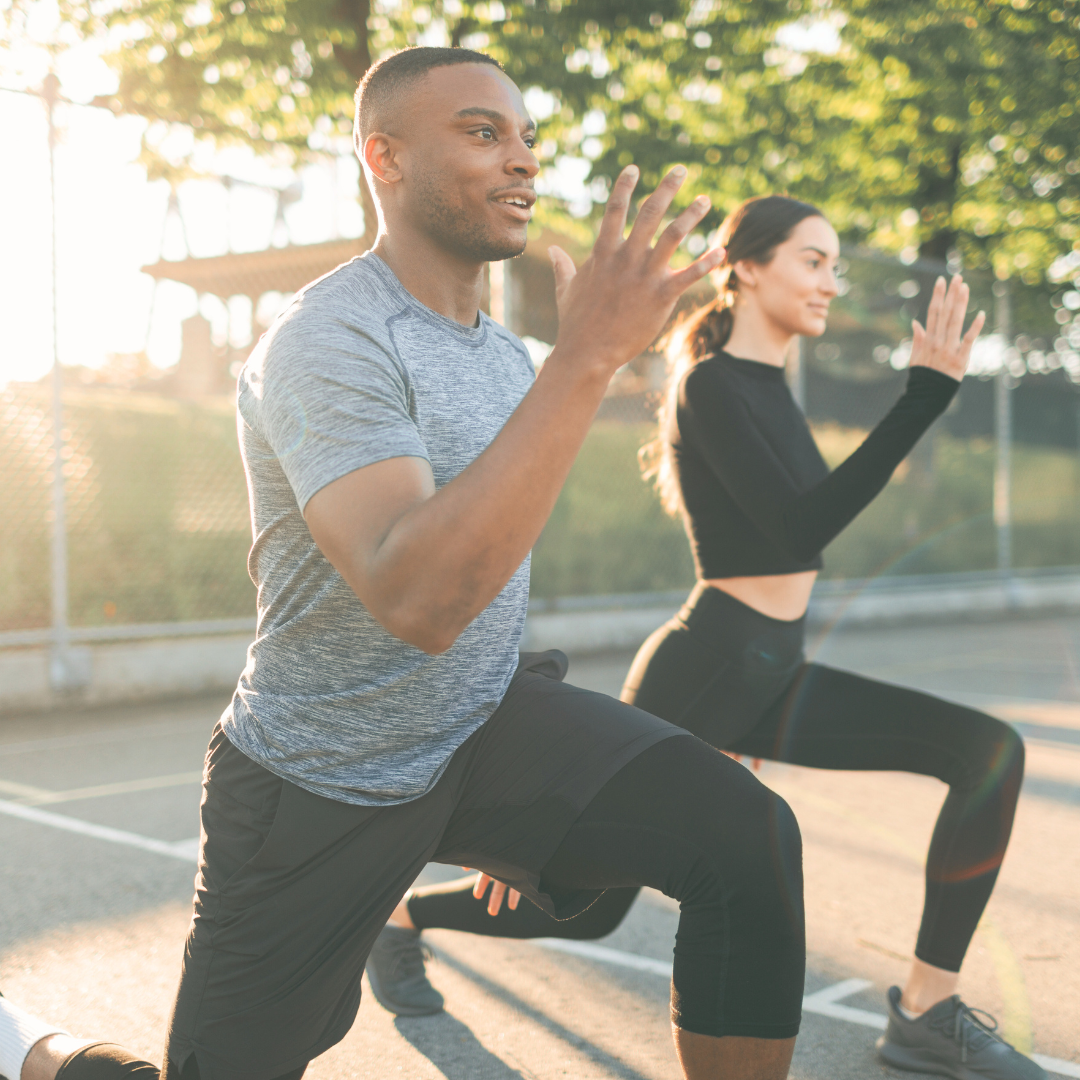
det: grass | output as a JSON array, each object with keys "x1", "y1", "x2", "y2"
[{"x1": 2, "y1": 390, "x2": 1077, "y2": 632}]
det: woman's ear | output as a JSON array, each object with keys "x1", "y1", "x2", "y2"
[{"x1": 730, "y1": 259, "x2": 758, "y2": 290}]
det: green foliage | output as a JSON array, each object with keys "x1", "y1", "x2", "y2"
[
  {"x1": 531, "y1": 421, "x2": 1080, "y2": 598},
  {"x1": 23, "y1": 0, "x2": 1079, "y2": 279},
  {"x1": 531, "y1": 420, "x2": 695, "y2": 596}
]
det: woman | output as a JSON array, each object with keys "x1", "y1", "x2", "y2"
[{"x1": 370, "y1": 197, "x2": 1042, "y2": 1080}]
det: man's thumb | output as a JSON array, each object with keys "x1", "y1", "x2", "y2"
[{"x1": 548, "y1": 245, "x2": 576, "y2": 293}]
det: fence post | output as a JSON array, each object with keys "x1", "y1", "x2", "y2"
[
  {"x1": 42, "y1": 74, "x2": 85, "y2": 692},
  {"x1": 787, "y1": 336, "x2": 807, "y2": 411},
  {"x1": 993, "y1": 279, "x2": 1013, "y2": 580},
  {"x1": 489, "y1": 259, "x2": 510, "y2": 327}
]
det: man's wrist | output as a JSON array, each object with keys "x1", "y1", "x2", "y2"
[{"x1": 542, "y1": 342, "x2": 624, "y2": 388}]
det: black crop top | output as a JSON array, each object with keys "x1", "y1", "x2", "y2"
[{"x1": 670, "y1": 351, "x2": 960, "y2": 579}]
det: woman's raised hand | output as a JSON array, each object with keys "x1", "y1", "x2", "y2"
[{"x1": 909, "y1": 274, "x2": 986, "y2": 382}]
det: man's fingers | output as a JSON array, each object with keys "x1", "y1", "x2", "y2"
[
  {"x1": 668, "y1": 245, "x2": 726, "y2": 294},
  {"x1": 595, "y1": 166, "x2": 639, "y2": 253},
  {"x1": 548, "y1": 245, "x2": 577, "y2": 299},
  {"x1": 627, "y1": 166, "x2": 688, "y2": 248},
  {"x1": 487, "y1": 881, "x2": 507, "y2": 916},
  {"x1": 652, "y1": 194, "x2": 712, "y2": 266}
]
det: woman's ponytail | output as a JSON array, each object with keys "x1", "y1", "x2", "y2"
[{"x1": 640, "y1": 195, "x2": 823, "y2": 517}]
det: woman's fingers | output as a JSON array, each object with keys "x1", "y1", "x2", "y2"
[
  {"x1": 941, "y1": 276, "x2": 970, "y2": 348},
  {"x1": 627, "y1": 166, "x2": 688, "y2": 249},
  {"x1": 956, "y1": 310, "x2": 986, "y2": 370},
  {"x1": 924, "y1": 276, "x2": 947, "y2": 339},
  {"x1": 508, "y1": 888, "x2": 521, "y2": 911},
  {"x1": 487, "y1": 880, "x2": 508, "y2": 916},
  {"x1": 651, "y1": 194, "x2": 711, "y2": 265},
  {"x1": 472, "y1": 872, "x2": 491, "y2": 899},
  {"x1": 594, "y1": 166, "x2": 640, "y2": 254}
]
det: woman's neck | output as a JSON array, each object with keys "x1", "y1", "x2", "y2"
[{"x1": 722, "y1": 301, "x2": 793, "y2": 368}]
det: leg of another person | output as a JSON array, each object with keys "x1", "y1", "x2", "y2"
[
  {"x1": 400, "y1": 875, "x2": 638, "y2": 939},
  {"x1": 537, "y1": 736, "x2": 804, "y2": 1077},
  {"x1": 728, "y1": 662, "x2": 1025, "y2": 1014}
]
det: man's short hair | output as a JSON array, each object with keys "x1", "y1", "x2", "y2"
[{"x1": 353, "y1": 47, "x2": 504, "y2": 151}]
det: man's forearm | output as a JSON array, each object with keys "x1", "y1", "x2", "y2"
[{"x1": 366, "y1": 350, "x2": 609, "y2": 652}]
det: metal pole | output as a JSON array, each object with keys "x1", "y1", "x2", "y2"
[
  {"x1": 787, "y1": 336, "x2": 807, "y2": 411},
  {"x1": 993, "y1": 279, "x2": 1013, "y2": 579},
  {"x1": 489, "y1": 259, "x2": 506, "y2": 326},
  {"x1": 43, "y1": 72, "x2": 72, "y2": 690}
]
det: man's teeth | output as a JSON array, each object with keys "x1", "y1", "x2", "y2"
[{"x1": 499, "y1": 197, "x2": 529, "y2": 207}]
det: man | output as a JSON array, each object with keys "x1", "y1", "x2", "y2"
[{"x1": 0, "y1": 47, "x2": 804, "y2": 1080}]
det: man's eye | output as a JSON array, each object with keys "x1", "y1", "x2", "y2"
[{"x1": 476, "y1": 127, "x2": 496, "y2": 140}]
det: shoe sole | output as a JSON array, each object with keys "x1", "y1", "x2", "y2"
[
  {"x1": 365, "y1": 967, "x2": 444, "y2": 1017},
  {"x1": 877, "y1": 1037, "x2": 989, "y2": 1080}
]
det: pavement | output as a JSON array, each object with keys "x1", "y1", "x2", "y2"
[{"x1": 0, "y1": 613, "x2": 1078, "y2": 1079}]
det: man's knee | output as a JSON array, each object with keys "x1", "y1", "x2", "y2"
[{"x1": 55, "y1": 1043, "x2": 158, "y2": 1080}]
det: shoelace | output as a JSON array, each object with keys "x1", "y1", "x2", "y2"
[
  {"x1": 929, "y1": 1000, "x2": 1007, "y2": 1064},
  {"x1": 384, "y1": 937, "x2": 435, "y2": 982}
]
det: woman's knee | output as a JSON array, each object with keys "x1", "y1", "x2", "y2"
[{"x1": 959, "y1": 713, "x2": 1025, "y2": 792}]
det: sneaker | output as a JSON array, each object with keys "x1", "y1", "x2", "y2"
[
  {"x1": 876, "y1": 986, "x2": 1047, "y2": 1079},
  {"x1": 365, "y1": 925, "x2": 444, "y2": 1017}
]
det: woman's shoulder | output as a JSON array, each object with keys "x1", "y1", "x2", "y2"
[{"x1": 680, "y1": 352, "x2": 745, "y2": 401}]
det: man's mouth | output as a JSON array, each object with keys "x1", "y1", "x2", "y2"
[{"x1": 493, "y1": 190, "x2": 536, "y2": 220}]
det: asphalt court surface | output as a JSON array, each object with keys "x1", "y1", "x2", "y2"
[{"x1": 1, "y1": 613, "x2": 1078, "y2": 1078}]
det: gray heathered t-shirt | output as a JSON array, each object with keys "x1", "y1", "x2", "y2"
[{"x1": 222, "y1": 252, "x2": 536, "y2": 805}]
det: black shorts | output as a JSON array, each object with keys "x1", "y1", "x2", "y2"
[{"x1": 164, "y1": 652, "x2": 680, "y2": 1080}]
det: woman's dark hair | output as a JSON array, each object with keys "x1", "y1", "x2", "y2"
[{"x1": 641, "y1": 194, "x2": 824, "y2": 515}]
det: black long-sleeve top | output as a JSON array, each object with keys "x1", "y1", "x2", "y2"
[{"x1": 670, "y1": 352, "x2": 960, "y2": 579}]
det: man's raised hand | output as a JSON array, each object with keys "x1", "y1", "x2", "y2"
[{"x1": 546, "y1": 165, "x2": 724, "y2": 378}]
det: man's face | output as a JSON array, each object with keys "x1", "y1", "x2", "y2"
[{"x1": 389, "y1": 64, "x2": 539, "y2": 262}]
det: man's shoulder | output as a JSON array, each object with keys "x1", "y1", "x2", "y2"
[
  {"x1": 277, "y1": 253, "x2": 402, "y2": 337},
  {"x1": 250, "y1": 255, "x2": 407, "y2": 380}
]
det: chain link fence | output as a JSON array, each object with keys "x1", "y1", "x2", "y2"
[{"x1": 3, "y1": 250, "x2": 1080, "y2": 658}]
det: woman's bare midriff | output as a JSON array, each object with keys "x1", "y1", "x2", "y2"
[{"x1": 703, "y1": 570, "x2": 818, "y2": 622}]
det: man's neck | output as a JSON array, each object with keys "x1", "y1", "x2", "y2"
[{"x1": 373, "y1": 226, "x2": 486, "y2": 327}]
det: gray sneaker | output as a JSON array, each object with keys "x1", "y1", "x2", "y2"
[
  {"x1": 876, "y1": 986, "x2": 1047, "y2": 1079},
  {"x1": 365, "y1": 925, "x2": 444, "y2": 1017}
]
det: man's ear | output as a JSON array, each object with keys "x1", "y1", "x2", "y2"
[
  {"x1": 364, "y1": 133, "x2": 403, "y2": 186},
  {"x1": 730, "y1": 259, "x2": 758, "y2": 289}
]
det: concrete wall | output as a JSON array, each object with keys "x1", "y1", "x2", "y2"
[
  {"x1": 5, "y1": 569, "x2": 1080, "y2": 717},
  {"x1": 1, "y1": 634, "x2": 252, "y2": 717}
]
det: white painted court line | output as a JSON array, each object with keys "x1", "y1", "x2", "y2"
[
  {"x1": 3, "y1": 799, "x2": 1078, "y2": 1077},
  {"x1": 0, "y1": 798, "x2": 198, "y2": 862},
  {"x1": 532, "y1": 939, "x2": 1080, "y2": 1078}
]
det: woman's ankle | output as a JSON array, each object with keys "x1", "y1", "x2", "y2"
[
  {"x1": 900, "y1": 958, "x2": 960, "y2": 1016},
  {"x1": 387, "y1": 892, "x2": 417, "y2": 930}
]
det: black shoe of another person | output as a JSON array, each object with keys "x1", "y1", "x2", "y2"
[
  {"x1": 365, "y1": 925, "x2": 444, "y2": 1017},
  {"x1": 876, "y1": 986, "x2": 1047, "y2": 1079}
]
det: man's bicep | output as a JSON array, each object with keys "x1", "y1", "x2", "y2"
[{"x1": 304, "y1": 455, "x2": 436, "y2": 597}]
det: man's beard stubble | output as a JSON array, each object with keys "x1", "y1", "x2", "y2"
[{"x1": 411, "y1": 165, "x2": 527, "y2": 264}]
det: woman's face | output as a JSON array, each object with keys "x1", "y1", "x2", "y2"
[{"x1": 731, "y1": 215, "x2": 840, "y2": 338}]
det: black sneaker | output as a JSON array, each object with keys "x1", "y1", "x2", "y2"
[
  {"x1": 876, "y1": 986, "x2": 1047, "y2": 1079},
  {"x1": 365, "y1": 925, "x2": 444, "y2": 1017}
]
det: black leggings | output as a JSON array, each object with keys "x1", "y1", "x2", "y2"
[{"x1": 410, "y1": 584, "x2": 1024, "y2": 974}]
